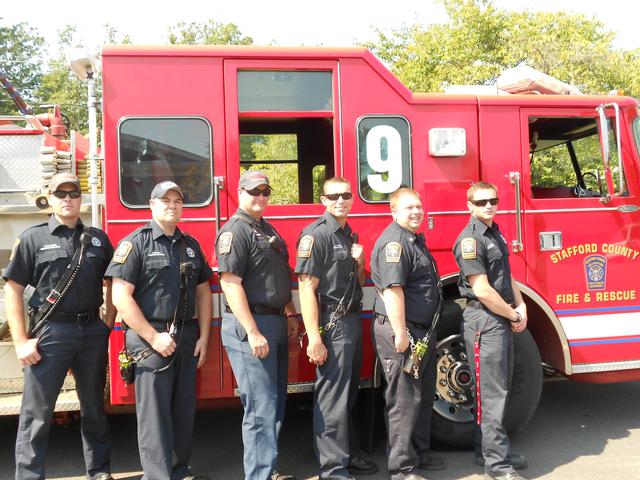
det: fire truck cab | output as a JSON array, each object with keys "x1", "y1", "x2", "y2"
[{"x1": 3, "y1": 45, "x2": 640, "y2": 446}]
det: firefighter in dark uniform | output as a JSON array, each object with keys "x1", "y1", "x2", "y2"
[
  {"x1": 453, "y1": 181, "x2": 528, "y2": 480},
  {"x1": 370, "y1": 188, "x2": 446, "y2": 480},
  {"x1": 295, "y1": 177, "x2": 378, "y2": 480},
  {"x1": 216, "y1": 171, "x2": 298, "y2": 480},
  {"x1": 107, "y1": 181, "x2": 212, "y2": 480},
  {"x1": 4, "y1": 173, "x2": 115, "y2": 480}
]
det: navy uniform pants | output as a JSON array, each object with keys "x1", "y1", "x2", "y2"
[
  {"x1": 221, "y1": 312, "x2": 288, "y2": 480},
  {"x1": 463, "y1": 305, "x2": 515, "y2": 477},
  {"x1": 314, "y1": 311, "x2": 362, "y2": 479},
  {"x1": 127, "y1": 320, "x2": 199, "y2": 480},
  {"x1": 372, "y1": 316, "x2": 437, "y2": 480},
  {"x1": 15, "y1": 319, "x2": 111, "y2": 480}
]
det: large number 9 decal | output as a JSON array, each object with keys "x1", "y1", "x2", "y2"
[
  {"x1": 366, "y1": 125, "x2": 403, "y2": 193},
  {"x1": 358, "y1": 116, "x2": 411, "y2": 202}
]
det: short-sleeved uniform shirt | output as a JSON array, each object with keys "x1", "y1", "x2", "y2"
[
  {"x1": 216, "y1": 208, "x2": 292, "y2": 309},
  {"x1": 294, "y1": 211, "x2": 363, "y2": 309},
  {"x1": 105, "y1": 220, "x2": 212, "y2": 321},
  {"x1": 453, "y1": 216, "x2": 514, "y2": 305},
  {"x1": 371, "y1": 221, "x2": 441, "y2": 327},
  {"x1": 3, "y1": 216, "x2": 114, "y2": 313}
]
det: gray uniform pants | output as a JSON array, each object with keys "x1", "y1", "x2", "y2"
[
  {"x1": 463, "y1": 305, "x2": 514, "y2": 477},
  {"x1": 15, "y1": 319, "x2": 111, "y2": 480},
  {"x1": 221, "y1": 312, "x2": 289, "y2": 480},
  {"x1": 373, "y1": 316, "x2": 437, "y2": 480},
  {"x1": 314, "y1": 311, "x2": 362, "y2": 479},
  {"x1": 127, "y1": 320, "x2": 199, "y2": 480}
]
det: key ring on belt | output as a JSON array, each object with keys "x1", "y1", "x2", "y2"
[{"x1": 406, "y1": 328, "x2": 430, "y2": 379}]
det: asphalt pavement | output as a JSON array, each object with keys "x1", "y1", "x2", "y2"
[{"x1": 1, "y1": 379, "x2": 639, "y2": 479}]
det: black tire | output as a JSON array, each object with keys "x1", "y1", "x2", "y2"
[{"x1": 431, "y1": 298, "x2": 543, "y2": 448}]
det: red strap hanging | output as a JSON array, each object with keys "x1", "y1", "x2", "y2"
[{"x1": 474, "y1": 331, "x2": 482, "y2": 425}]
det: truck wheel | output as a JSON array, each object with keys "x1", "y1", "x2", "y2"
[{"x1": 431, "y1": 299, "x2": 543, "y2": 448}]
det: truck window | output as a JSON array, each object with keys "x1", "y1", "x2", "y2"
[
  {"x1": 357, "y1": 116, "x2": 412, "y2": 203},
  {"x1": 529, "y1": 116, "x2": 626, "y2": 199},
  {"x1": 118, "y1": 117, "x2": 212, "y2": 207},
  {"x1": 238, "y1": 71, "x2": 332, "y2": 112},
  {"x1": 237, "y1": 71, "x2": 334, "y2": 204}
]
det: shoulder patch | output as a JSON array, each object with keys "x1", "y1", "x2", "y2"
[
  {"x1": 461, "y1": 238, "x2": 477, "y2": 260},
  {"x1": 297, "y1": 235, "x2": 314, "y2": 258},
  {"x1": 91, "y1": 236, "x2": 102, "y2": 247},
  {"x1": 217, "y1": 232, "x2": 233, "y2": 255},
  {"x1": 112, "y1": 241, "x2": 133, "y2": 264},
  {"x1": 9, "y1": 238, "x2": 20, "y2": 261},
  {"x1": 385, "y1": 242, "x2": 402, "y2": 263}
]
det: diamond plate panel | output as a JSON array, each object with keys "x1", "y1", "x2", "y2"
[{"x1": 0, "y1": 134, "x2": 46, "y2": 190}]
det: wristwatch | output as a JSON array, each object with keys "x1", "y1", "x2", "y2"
[{"x1": 511, "y1": 312, "x2": 522, "y2": 324}]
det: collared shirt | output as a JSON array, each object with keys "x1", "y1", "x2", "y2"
[
  {"x1": 371, "y1": 221, "x2": 441, "y2": 327},
  {"x1": 3, "y1": 215, "x2": 114, "y2": 313},
  {"x1": 453, "y1": 216, "x2": 515, "y2": 305},
  {"x1": 216, "y1": 208, "x2": 292, "y2": 308},
  {"x1": 294, "y1": 211, "x2": 362, "y2": 308},
  {"x1": 105, "y1": 220, "x2": 212, "y2": 321}
]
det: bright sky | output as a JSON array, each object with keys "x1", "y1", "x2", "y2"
[{"x1": 1, "y1": 0, "x2": 637, "y2": 53}]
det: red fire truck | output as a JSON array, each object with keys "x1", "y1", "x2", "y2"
[{"x1": 2, "y1": 45, "x2": 640, "y2": 447}]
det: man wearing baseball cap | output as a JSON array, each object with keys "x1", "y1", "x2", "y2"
[
  {"x1": 216, "y1": 170, "x2": 299, "y2": 480},
  {"x1": 108, "y1": 180, "x2": 213, "y2": 480},
  {"x1": 5, "y1": 172, "x2": 116, "y2": 480}
]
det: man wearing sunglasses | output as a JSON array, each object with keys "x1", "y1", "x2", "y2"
[
  {"x1": 453, "y1": 181, "x2": 528, "y2": 480},
  {"x1": 295, "y1": 177, "x2": 377, "y2": 480},
  {"x1": 216, "y1": 170, "x2": 298, "y2": 480},
  {"x1": 370, "y1": 188, "x2": 445, "y2": 480},
  {"x1": 108, "y1": 180, "x2": 213, "y2": 480},
  {"x1": 4, "y1": 173, "x2": 116, "y2": 480}
]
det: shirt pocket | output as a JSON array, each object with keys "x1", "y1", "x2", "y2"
[
  {"x1": 186, "y1": 255, "x2": 203, "y2": 282},
  {"x1": 331, "y1": 247, "x2": 349, "y2": 262},
  {"x1": 254, "y1": 238, "x2": 271, "y2": 262},
  {"x1": 417, "y1": 252, "x2": 431, "y2": 268},
  {"x1": 145, "y1": 257, "x2": 172, "y2": 286},
  {"x1": 486, "y1": 246, "x2": 504, "y2": 264},
  {"x1": 34, "y1": 249, "x2": 69, "y2": 285},
  {"x1": 86, "y1": 248, "x2": 107, "y2": 272}
]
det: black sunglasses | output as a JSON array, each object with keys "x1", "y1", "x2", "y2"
[
  {"x1": 470, "y1": 197, "x2": 499, "y2": 207},
  {"x1": 243, "y1": 187, "x2": 272, "y2": 197},
  {"x1": 52, "y1": 190, "x2": 81, "y2": 199},
  {"x1": 323, "y1": 192, "x2": 353, "y2": 201}
]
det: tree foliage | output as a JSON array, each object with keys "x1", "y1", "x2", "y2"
[
  {"x1": 0, "y1": 22, "x2": 45, "y2": 115},
  {"x1": 365, "y1": 0, "x2": 640, "y2": 97},
  {"x1": 168, "y1": 20, "x2": 253, "y2": 45},
  {"x1": 34, "y1": 25, "x2": 93, "y2": 133}
]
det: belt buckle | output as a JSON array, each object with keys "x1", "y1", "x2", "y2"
[{"x1": 76, "y1": 312, "x2": 91, "y2": 326}]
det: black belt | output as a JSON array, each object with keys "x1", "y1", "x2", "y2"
[
  {"x1": 373, "y1": 313, "x2": 429, "y2": 330},
  {"x1": 225, "y1": 305, "x2": 284, "y2": 315},
  {"x1": 319, "y1": 303, "x2": 360, "y2": 314},
  {"x1": 50, "y1": 310, "x2": 99, "y2": 325}
]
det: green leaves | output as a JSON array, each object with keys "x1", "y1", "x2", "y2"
[
  {"x1": 0, "y1": 22, "x2": 45, "y2": 115},
  {"x1": 168, "y1": 20, "x2": 253, "y2": 45},
  {"x1": 365, "y1": 0, "x2": 640, "y2": 98}
]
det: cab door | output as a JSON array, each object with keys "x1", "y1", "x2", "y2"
[
  {"x1": 520, "y1": 106, "x2": 640, "y2": 371},
  {"x1": 222, "y1": 58, "x2": 341, "y2": 386}
]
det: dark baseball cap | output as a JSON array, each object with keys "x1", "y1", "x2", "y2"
[
  {"x1": 49, "y1": 173, "x2": 81, "y2": 193},
  {"x1": 238, "y1": 170, "x2": 270, "y2": 190},
  {"x1": 150, "y1": 181, "x2": 184, "y2": 200}
]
